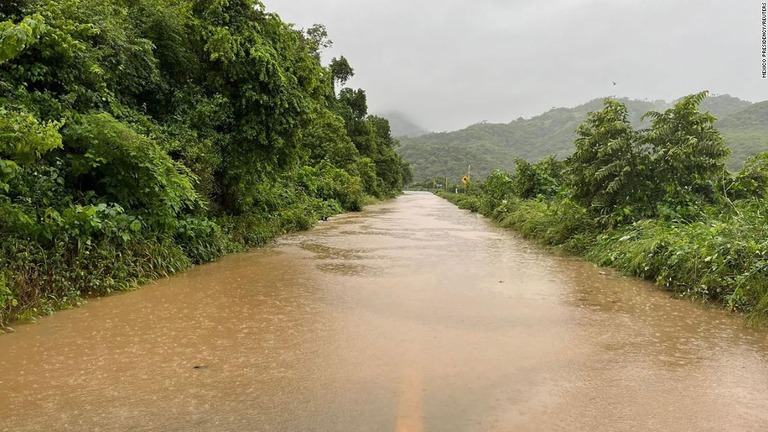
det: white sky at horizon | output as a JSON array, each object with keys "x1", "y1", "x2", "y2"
[{"x1": 266, "y1": 0, "x2": 765, "y2": 132}]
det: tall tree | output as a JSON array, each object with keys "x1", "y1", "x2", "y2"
[
  {"x1": 643, "y1": 91, "x2": 730, "y2": 204},
  {"x1": 567, "y1": 99, "x2": 645, "y2": 217}
]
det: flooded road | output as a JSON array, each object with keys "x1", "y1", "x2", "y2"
[{"x1": 1, "y1": 191, "x2": 768, "y2": 431}]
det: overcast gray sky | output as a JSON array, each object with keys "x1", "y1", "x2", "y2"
[{"x1": 266, "y1": 0, "x2": 764, "y2": 132}]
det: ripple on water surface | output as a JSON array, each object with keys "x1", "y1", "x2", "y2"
[{"x1": 1, "y1": 192, "x2": 767, "y2": 431}]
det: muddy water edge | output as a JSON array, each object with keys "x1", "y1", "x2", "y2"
[{"x1": 1, "y1": 191, "x2": 767, "y2": 431}]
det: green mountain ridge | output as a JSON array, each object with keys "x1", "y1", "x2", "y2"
[{"x1": 399, "y1": 95, "x2": 767, "y2": 182}]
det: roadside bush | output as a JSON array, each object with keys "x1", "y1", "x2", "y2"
[
  {"x1": 175, "y1": 217, "x2": 242, "y2": 264},
  {"x1": 63, "y1": 113, "x2": 201, "y2": 217},
  {"x1": 731, "y1": 152, "x2": 768, "y2": 199},
  {"x1": 589, "y1": 205, "x2": 768, "y2": 320},
  {"x1": 0, "y1": 234, "x2": 192, "y2": 325},
  {"x1": 480, "y1": 169, "x2": 514, "y2": 215}
]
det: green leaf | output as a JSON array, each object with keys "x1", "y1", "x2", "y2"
[{"x1": 129, "y1": 220, "x2": 142, "y2": 232}]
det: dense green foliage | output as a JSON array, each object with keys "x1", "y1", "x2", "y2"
[
  {"x1": 400, "y1": 94, "x2": 765, "y2": 182},
  {"x1": 0, "y1": 0, "x2": 410, "y2": 327},
  {"x1": 436, "y1": 93, "x2": 768, "y2": 324}
]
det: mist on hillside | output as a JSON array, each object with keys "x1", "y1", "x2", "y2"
[{"x1": 379, "y1": 111, "x2": 430, "y2": 138}]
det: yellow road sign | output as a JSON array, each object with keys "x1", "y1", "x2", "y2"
[{"x1": 461, "y1": 176, "x2": 469, "y2": 184}]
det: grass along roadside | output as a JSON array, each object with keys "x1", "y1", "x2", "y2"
[
  {"x1": 436, "y1": 191, "x2": 768, "y2": 325},
  {"x1": 0, "y1": 195, "x2": 386, "y2": 331}
]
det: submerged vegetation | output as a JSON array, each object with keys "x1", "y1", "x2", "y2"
[
  {"x1": 0, "y1": 0, "x2": 411, "y2": 327},
  {"x1": 436, "y1": 92, "x2": 768, "y2": 323}
]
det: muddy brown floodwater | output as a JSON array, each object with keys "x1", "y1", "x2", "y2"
[{"x1": 1, "y1": 192, "x2": 768, "y2": 431}]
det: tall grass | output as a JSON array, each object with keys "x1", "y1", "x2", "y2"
[
  {"x1": 437, "y1": 191, "x2": 768, "y2": 324},
  {"x1": 0, "y1": 195, "x2": 362, "y2": 329}
]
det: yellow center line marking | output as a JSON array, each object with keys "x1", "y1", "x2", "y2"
[{"x1": 395, "y1": 366, "x2": 424, "y2": 432}]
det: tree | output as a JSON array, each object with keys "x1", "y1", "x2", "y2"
[
  {"x1": 330, "y1": 56, "x2": 353, "y2": 88},
  {"x1": 642, "y1": 91, "x2": 730, "y2": 205},
  {"x1": 303, "y1": 108, "x2": 359, "y2": 169},
  {"x1": 512, "y1": 156, "x2": 562, "y2": 199},
  {"x1": 190, "y1": 0, "x2": 330, "y2": 211},
  {"x1": 64, "y1": 113, "x2": 200, "y2": 217},
  {"x1": 566, "y1": 99, "x2": 645, "y2": 218},
  {"x1": 303, "y1": 23, "x2": 331, "y2": 59},
  {"x1": 338, "y1": 87, "x2": 367, "y2": 120}
]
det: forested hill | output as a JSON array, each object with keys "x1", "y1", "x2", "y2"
[
  {"x1": 0, "y1": 0, "x2": 410, "y2": 326},
  {"x1": 398, "y1": 95, "x2": 765, "y2": 182},
  {"x1": 716, "y1": 101, "x2": 768, "y2": 164}
]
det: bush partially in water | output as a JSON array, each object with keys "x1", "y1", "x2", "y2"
[
  {"x1": 440, "y1": 189, "x2": 768, "y2": 322},
  {"x1": 588, "y1": 203, "x2": 768, "y2": 318},
  {"x1": 0, "y1": 233, "x2": 192, "y2": 325}
]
